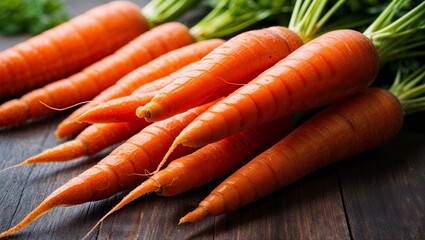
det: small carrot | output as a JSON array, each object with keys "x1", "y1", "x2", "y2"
[
  {"x1": 180, "y1": 87, "x2": 404, "y2": 223},
  {"x1": 1, "y1": 121, "x2": 149, "y2": 170},
  {"x1": 84, "y1": 117, "x2": 293, "y2": 238},
  {"x1": 54, "y1": 39, "x2": 223, "y2": 138},
  {"x1": 0, "y1": 1, "x2": 149, "y2": 99},
  {"x1": 76, "y1": 62, "x2": 199, "y2": 123},
  {"x1": 0, "y1": 101, "x2": 215, "y2": 238},
  {"x1": 0, "y1": 22, "x2": 195, "y2": 130}
]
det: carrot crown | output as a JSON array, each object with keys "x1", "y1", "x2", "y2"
[
  {"x1": 288, "y1": 0, "x2": 346, "y2": 42},
  {"x1": 389, "y1": 61, "x2": 425, "y2": 115},
  {"x1": 363, "y1": 0, "x2": 425, "y2": 63},
  {"x1": 189, "y1": 0, "x2": 292, "y2": 41},
  {"x1": 141, "y1": 0, "x2": 200, "y2": 27}
]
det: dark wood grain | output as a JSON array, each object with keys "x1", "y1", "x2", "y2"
[
  {"x1": 0, "y1": 1, "x2": 424, "y2": 240},
  {"x1": 339, "y1": 113, "x2": 425, "y2": 239}
]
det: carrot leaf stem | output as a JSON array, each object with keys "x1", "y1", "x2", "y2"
[
  {"x1": 363, "y1": 0, "x2": 425, "y2": 62},
  {"x1": 288, "y1": 0, "x2": 346, "y2": 42},
  {"x1": 189, "y1": 0, "x2": 291, "y2": 41},
  {"x1": 141, "y1": 0, "x2": 200, "y2": 27},
  {"x1": 390, "y1": 62, "x2": 425, "y2": 115}
]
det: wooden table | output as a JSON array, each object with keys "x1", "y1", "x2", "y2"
[{"x1": 1, "y1": 1, "x2": 424, "y2": 239}]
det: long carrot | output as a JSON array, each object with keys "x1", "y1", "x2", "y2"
[
  {"x1": 137, "y1": 0, "x2": 346, "y2": 122},
  {"x1": 75, "y1": 61, "x2": 199, "y2": 124},
  {"x1": 0, "y1": 22, "x2": 195, "y2": 130},
  {"x1": 0, "y1": 0, "x2": 149, "y2": 99},
  {"x1": 137, "y1": 25, "x2": 303, "y2": 122},
  {"x1": 180, "y1": 87, "x2": 404, "y2": 223},
  {"x1": 162, "y1": 29, "x2": 379, "y2": 151},
  {"x1": 0, "y1": 101, "x2": 215, "y2": 238},
  {"x1": 54, "y1": 39, "x2": 223, "y2": 138},
  {"x1": 84, "y1": 117, "x2": 293, "y2": 238}
]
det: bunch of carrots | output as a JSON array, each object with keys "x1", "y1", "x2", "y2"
[{"x1": 0, "y1": 0, "x2": 424, "y2": 238}]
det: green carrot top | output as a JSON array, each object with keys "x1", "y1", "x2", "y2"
[
  {"x1": 389, "y1": 59, "x2": 425, "y2": 115},
  {"x1": 142, "y1": 0, "x2": 200, "y2": 27},
  {"x1": 363, "y1": 0, "x2": 425, "y2": 63}
]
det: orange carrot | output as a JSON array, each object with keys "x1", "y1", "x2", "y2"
[
  {"x1": 0, "y1": 22, "x2": 194, "y2": 130},
  {"x1": 5, "y1": 121, "x2": 150, "y2": 168},
  {"x1": 76, "y1": 91, "x2": 158, "y2": 124},
  {"x1": 84, "y1": 117, "x2": 293, "y2": 237},
  {"x1": 0, "y1": 1, "x2": 148, "y2": 99},
  {"x1": 180, "y1": 87, "x2": 404, "y2": 223},
  {"x1": 54, "y1": 39, "x2": 223, "y2": 139},
  {"x1": 76, "y1": 62, "x2": 199, "y2": 123},
  {"x1": 165, "y1": 29, "x2": 380, "y2": 149},
  {"x1": 133, "y1": 61, "x2": 199, "y2": 94},
  {"x1": 0, "y1": 101, "x2": 215, "y2": 238},
  {"x1": 137, "y1": 26, "x2": 304, "y2": 122}
]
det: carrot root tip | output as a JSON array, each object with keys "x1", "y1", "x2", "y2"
[{"x1": 179, "y1": 206, "x2": 208, "y2": 224}]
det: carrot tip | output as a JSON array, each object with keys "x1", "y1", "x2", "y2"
[
  {"x1": 0, "y1": 162, "x2": 28, "y2": 173},
  {"x1": 179, "y1": 206, "x2": 208, "y2": 224}
]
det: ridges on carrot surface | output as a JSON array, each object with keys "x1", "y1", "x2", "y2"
[
  {"x1": 168, "y1": 29, "x2": 380, "y2": 150},
  {"x1": 180, "y1": 87, "x2": 404, "y2": 223},
  {"x1": 54, "y1": 39, "x2": 223, "y2": 139},
  {"x1": 0, "y1": 101, "x2": 216, "y2": 238},
  {"x1": 0, "y1": 0, "x2": 149, "y2": 99},
  {"x1": 137, "y1": 26, "x2": 304, "y2": 122},
  {"x1": 0, "y1": 22, "x2": 194, "y2": 130},
  {"x1": 76, "y1": 62, "x2": 199, "y2": 124},
  {"x1": 83, "y1": 116, "x2": 293, "y2": 238}
]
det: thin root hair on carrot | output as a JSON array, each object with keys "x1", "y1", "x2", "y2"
[{"x1": 39, "y1": 100, "x2": 98, "y2": 112}]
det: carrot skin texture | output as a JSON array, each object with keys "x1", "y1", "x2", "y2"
[
  {"x1": 77, "y1": 92, "x2": 157, "y2": 123},
  {"x1": 23, "y1": 121, "x2": 149, "y2": 164},
  {"x1": 77, "y1": 62, "x2": 199, "y2": 123},
  {"x1": 0, "y1": 22, "x2": 194, "y2": 130},
  {"x1": 154, "y1": 117, "x2": 293, "y2": 197},
  {"x1": 181, "y1": 88, "x2": 404, "y2": 222},
  {"x1": 139, "y1": 26, "x2": 304, "y2": 121},
  {"x1": 175, "y1": 29, "x2": 380, "y2": 147},
  {"x1": 55, "y1": 39, "x2": 223, "y2": 138},
  {"x1": 0, "y1": 1, "x2": 148, "y2": 99},
  {"x1": 0, "y1": 102, "x2": 214, "y2": 238}
]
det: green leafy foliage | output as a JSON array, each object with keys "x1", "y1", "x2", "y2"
[{"x1": 0, "y1": 0, "x2": 68, "y2": 35}]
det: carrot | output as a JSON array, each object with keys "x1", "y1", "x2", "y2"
[
  {"x1": 54, "y1": 39, "x2": 223, "y2": 139},
  {"x1": 0, "y1": 22, "x2": 195, "y2": 130},
  {"x1": 138, "y1": 26, "x2": 304, "y2": 122},
  {"x1": 1, "y1": 122, "x2": 150, "y2": 171},
  {"x1": 0, "y1": 101, "x2": 215, "y2": 238},
  {"x1": 137, "y1": 0, "x2": 347, "y2": 122},
  {"x1": 76, "y1": 62, "x2": 199, "y2": 124},
  {"x1": 0, "y1": 1, "x2": 149, "y2": 99},
  {"x1": 180, "y1": 56, "x2": 425, "y2": 223},
  {"x1": 84, "y1": 117, "x2": 293, "y2": 238}
]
